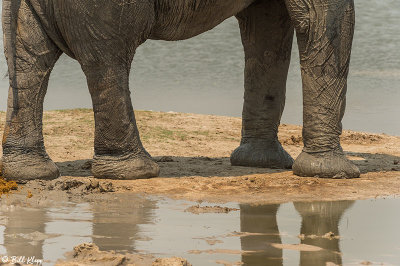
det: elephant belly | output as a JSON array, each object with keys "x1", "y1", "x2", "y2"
[
  {"x1": 27, "y1": 0, "x2": 156, "y2": 59},
  {"x1": 150, "y1": 0, "x2": 255, "y2": 41}
]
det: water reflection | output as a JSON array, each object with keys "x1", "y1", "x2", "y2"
[
  {"x1": 3, "y1": 208, "x2": 46, "y2": 259},
  {"x1": 0, "y1": 197, "x2": 398, "y2": 265},
  {"x1": 239, "y1": 201, "x2": 354, "y2": 266},
  {"x1": 240, "y1": 204, "x2": 282, "y2": 266},
  {"x1": 294, "y1": 201, "x2": 354, "y2": 266},
  {"x1": 0, "y1": 196, "x2": 157, "y2": 264},
  {"x1": 91, "y1": 195, "x2": 157, "y2": 253}
]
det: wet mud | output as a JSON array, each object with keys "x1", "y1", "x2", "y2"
[
  {"x1": 57, "y1": 243, "x2": 191, "y2": 266},
  {"x1": 1, "y1": 110, "x2": 399, "y2": 204},
  {"x1": 0, "y1": 110, "x2": 399, "y2": 265}
]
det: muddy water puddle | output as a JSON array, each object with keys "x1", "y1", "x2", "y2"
[{"x1": 0, "y1": 195, "x2": 399, "y2": 265}]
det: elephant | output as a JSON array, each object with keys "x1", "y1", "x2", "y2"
[
  {"x1": 1, "y1": 0, "x2": 360, "y2": 181},
  {"x1": 294, "y1": 201, "x2": 354, "y2": 266},
  {"x1": 240, "y1": 204, "x2": 283, "y2": 265},
  {"x1": 239, "y1": 201, "x2": 354, "y2": 265}
]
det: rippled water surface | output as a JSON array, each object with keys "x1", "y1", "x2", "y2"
[
  {"x1": 0, "y1": 195, "x2": 399, "y2": 265},
  {"x1": 0, "y1": 0, "x2": 399, "y2": 135}
]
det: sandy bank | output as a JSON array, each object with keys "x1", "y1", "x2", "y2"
[{"x1": 1, "y1": 109, "x2": 399, "y2": 204}]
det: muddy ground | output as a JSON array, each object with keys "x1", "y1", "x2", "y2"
[
  {"x1": 0, "y1": 109, "x2": 400, "y2": 204},
  {"x1": 55, "y1": 243, "x2": 191, "y2": 266}
]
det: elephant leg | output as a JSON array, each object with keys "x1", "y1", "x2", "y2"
[
  {"x1": 231, "y1": 0, "x2": 295, "y2": 169},
  {"x1": 1, "y1": 0, "x2": 62, "y2": 180},
  {"x1": 294, "y1": 201, "x2": 354, "y2": 265},
  {"x1": 285, "y1": 0, "x2": 360, "y2": 178},
  {"x1": 55, "y1": 0, "x2": 157, "y2": 179},
  {"x1": 240, "y1": 204, "x2": 283, "y2": 265},
  {"x1": 82, "y1": 63, "x2": 159, "y2": 179}
]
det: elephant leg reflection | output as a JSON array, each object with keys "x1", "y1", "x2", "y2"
[
  {"x1": 294, "y1": 201, "x2": 354, "y2": 266},
  {"x1": 92, "y1": 196, "x2": 156, "y2": 252},
  {"x1": 4, "y1": 208, "x2": 46, "y2": 259},
  {"x1": 240, "y1": 204, "x2": 282, "y2": 266}
]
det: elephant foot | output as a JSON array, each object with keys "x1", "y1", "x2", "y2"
[
  {"x1": 1, "y1": 152, "x2": 60, "y2": 181},
  {"x1": 293, "y1": 150, "x2": 360, "y2": 179},
  {"x1": 91, "y1": 153, "x2": 160, "y2": 180},
  {"x1": 230, "y1": 138, "x2": 294, "y2": 169}
]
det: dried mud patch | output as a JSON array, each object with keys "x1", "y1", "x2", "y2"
[
  {"x1": 56, "y1": 243, "x2": 191, "y2": 266},
  {"x1": 185, "y1": 205, "x2": 239, "y2": 214}
]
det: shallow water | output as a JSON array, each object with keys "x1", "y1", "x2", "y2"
[
  {"x1": 0, "y1": 195, "x2": 399, "y2": 265},
  {"x1": 0, "y1": 0, "x2": 399, "y2": 135}
]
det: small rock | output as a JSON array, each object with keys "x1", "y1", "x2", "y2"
[
  {"x1": 99, "y1": 182, "x2": 114, "y2": 193},
  {"x1": 153, "y1": 257, "x2": 192, "y2": 266},
  {"x1": 199, "y1": 156, "x2": 213, "y2": 161},
  {"x1": 185, "y1": 205, "x2": 239, "y2": 214},
  {"x1": 394, "y1": 160, "x2": 399, "y2": 165},
  {"x1": 86, "y1": 179, "x2": 100, "y2": 190},
  {"x1": 73, "y1": 242, "x2": 98, "y2": 255},
  {"x1": 122, "y1": 185, "x2": 132, "y2": 191},
  {"x1": 81, "y1": 161, "x2": 93, "y2": 170},
  {"x1": 360, "y1": 261, "x2": 372, "y2": 265},
  {"x1": 157, "y1": 156, "x2": 174, "y2": 162},
  {"x1": 322, "y1": 232, "x2": 339, "y2": 239},
  {"x1": 59, "y1": 179, "x2": 85, "y2": 191}
]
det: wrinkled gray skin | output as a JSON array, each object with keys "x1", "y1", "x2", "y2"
[{"x1": 1, "y1": 0, "x2": 360, "y2": 181}]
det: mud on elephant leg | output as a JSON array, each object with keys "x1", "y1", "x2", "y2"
[
  {"x1": 1, "y1": 0, "x2": 62, "y2": 181},
  {"x1": 285, "y1": 0, "x2": 360, "y2": 178},
  {"x1": 83, "y1": 64, "x2": 159, "y2": 180},
  {"x1": 231, "y1": 0, "x2": 294, "y2": 169}
]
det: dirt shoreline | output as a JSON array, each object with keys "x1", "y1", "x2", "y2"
[
  {"x1": 1, "y1": 109, "x2": 400, "y2": 204},
  {"x1": 55, "y1": 243, "x2": 191, "y2": 266}
]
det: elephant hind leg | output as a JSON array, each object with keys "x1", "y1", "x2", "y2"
[
  {"x1": 53, "y1": 0, "x2": 158, "y2": 179},
  {"x1": 285, "y1": 0, "x2": 360, "y2": 178},
  {"x1": 231, "y1": 0, "x2": 294, "y2": 169},
  {"x1": 82, "y1": 63, "x2": 160, "y2": 180},
  {"x1": 1, "y1": 0, "x2": 62, "y2": 180}
]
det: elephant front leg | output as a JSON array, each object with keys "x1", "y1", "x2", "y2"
[
  {"x1": 285, "y1": 0, "x2": 360, "y2": 178},
  {"x1": 231, "y1": 0, "x2": 295, "y2": 169},
  {"x1": 83, "y1": 65, "x2": 159, "y2": 180},
  {"x1": 1, "y1": 0, "x2": 62, "y2": 181}
]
